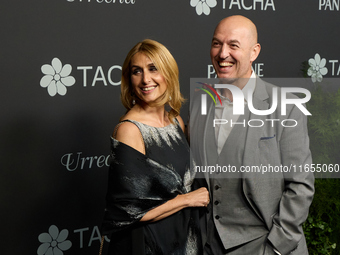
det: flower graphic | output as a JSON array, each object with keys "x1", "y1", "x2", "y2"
[
  {"x1": 37, "y1": 225, "x2": 72, "y2": 255},
  {"x1": 307, "y1": 53, "x2": 328, "y2": 83},
  {"x1": 40, "y1": 58, "x2": 76, "y2": 96},
  {"x1": 190, "y1": 0, "x2": 217, "y2": 15}
]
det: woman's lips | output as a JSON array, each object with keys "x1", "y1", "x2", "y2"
[{"x1": 140, "y1": 85, "x2": 157, "y2": 92}]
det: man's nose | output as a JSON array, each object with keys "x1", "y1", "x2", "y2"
[{"x1": 219, "y1": 44, "x2": 229, "y2": 59}]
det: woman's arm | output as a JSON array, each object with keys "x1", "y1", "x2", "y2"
[
  {"x1": 140, "y1": 187, "x2": 209, "y2": 222},
  {"x1": 115, "y1": 121, "x2": 210, "y2": 222}
]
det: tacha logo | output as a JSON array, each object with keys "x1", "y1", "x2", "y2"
[
  {"x1": 37, "y1": 225, "x2": 72, "y2": 255},
  {"x1": 307, "y1": 53, "x2": 328, "y2": 83},
  {"x1": 40, "y1": 58, "x2": 76, "y2": 97},
  {"x1": 190, "y1": 0, "x2": 217, "y2": 15},
  {"x1": 40, "y1": 58, "x2": 122, "y2": 97}
]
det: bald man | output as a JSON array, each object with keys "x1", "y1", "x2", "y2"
[{"x1": 190, "y1": 16, "x2": 314, "y2": 255}]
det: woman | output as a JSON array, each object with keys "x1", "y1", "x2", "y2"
[{"x1": 101, "y1": 39, "x2": 209, "y2": 255}]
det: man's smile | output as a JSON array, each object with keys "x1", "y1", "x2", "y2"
[{"x1": 219, "y1": 61, "x2": 234, "y2": 67}]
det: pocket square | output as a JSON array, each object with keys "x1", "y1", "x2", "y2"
[{"x1": 260, "y1": 134, "x2": 276, "y2": 140}]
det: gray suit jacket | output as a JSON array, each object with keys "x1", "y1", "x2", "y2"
[{"x1": 190, "y1": 77, "x2": 315, "y2": 255}]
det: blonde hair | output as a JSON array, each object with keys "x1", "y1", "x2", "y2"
[{"x1": 120, "y1": 39, "x2": 185, "y2": 123}]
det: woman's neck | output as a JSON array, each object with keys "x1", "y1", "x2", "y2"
[{"x1": 129, "y1": 104, "x2": 169, "y2": 127}]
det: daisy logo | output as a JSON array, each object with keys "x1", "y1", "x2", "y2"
[
  {"x1": 307, "y1": 53, "x2": 328, "y2": 83},
  {"x1": 190, "y1": 0, "x2": 217, "y2": 15},
  {"x1": 40, "y1": 58, "x2": 76, "y2": 96},
  {"x1": 37, "y1": 225, "x2": 72, "y2": 255}
]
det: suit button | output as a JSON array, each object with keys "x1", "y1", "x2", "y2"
[
  {"x1": 214, "y1": 200, "x2": 220, "y2": 205},
  {"x1": 214, "y1": 185, "x2": 220, "y2": 190},
  {"x1": 215, "y1": 215, "x2": 220, "y2": 220}
]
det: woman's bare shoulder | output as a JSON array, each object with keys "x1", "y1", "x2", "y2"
[{"x1": 114, "y1": 121, "x2": 145, "y2": 154}]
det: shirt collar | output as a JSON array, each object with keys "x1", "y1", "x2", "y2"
[
  {"x1": 243, "y1": 71, "x2": 256, "y2": 102},
  {"x1": 216, "y1": 72, "x2": 256, "y2": 105}
]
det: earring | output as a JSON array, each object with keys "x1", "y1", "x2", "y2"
[
  {"x1": 132, "y1": 99, "x2": 135, "y2": 105},
  {"x1": 169, "y1": 96, "x2": 172, "y2": 101}
]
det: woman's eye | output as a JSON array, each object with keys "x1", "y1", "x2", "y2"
[
  {"x1": 132, "y1": 69, "x2": 141, "y2": 75},
  {"x1": 150, "y1": 66, "x2": 157, "y2": 72}
]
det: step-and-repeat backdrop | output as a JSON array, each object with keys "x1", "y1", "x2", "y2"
[{"x1": 1, "y1": 0, "x2": 339, "y2": 254}]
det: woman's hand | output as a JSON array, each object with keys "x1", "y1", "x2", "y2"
[{"x1": 181, "y1": 187, "x2": 210, "y2": 207}]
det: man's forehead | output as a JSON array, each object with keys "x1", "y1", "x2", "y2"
[
  {"x1": 213, "y1": 27, "x2": 249, "y2": 42},
  {"x1": 213, "y1": 18, "x2": 257, "y2": 44}
]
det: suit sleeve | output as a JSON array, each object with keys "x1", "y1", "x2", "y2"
[{"x1": 267, "y1": 104, "x2": 315, "y2": 255}]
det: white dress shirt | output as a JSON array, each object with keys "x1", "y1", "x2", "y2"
[{"x1": 214, "y1": 72, "x2": 256, "y2": 154}]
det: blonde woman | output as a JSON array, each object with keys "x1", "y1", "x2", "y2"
[{"x1": 101, "y1": 39, "x2": 209, "y2": 255}]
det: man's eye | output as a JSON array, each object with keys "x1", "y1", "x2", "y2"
[{"x1": 212, "y1": 41, "x2": 220, "y2": 47}]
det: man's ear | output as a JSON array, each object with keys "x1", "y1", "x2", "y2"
[{"x1": 251, "y1": 43, "x2": 261, "y2": 62}]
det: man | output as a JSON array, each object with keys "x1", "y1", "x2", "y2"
[{"x1": 190, "y1": 15, "x2": 314, "y2": 255}]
